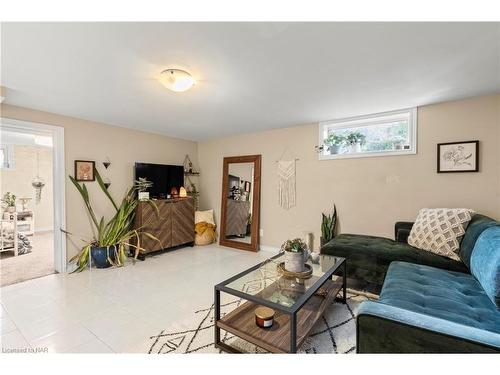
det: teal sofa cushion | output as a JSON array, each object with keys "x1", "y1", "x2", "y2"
[
  {"x1": 470, "y1": 226, "x2": 500, "y2": 308},
  {"x1": 380, "y1": 261, "x2": 500, "y2": 333},
  {"x1": 459, "y1": 214, "x2": 498, "y2": 268}
]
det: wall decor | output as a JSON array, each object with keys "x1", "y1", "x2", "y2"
[
  {"x1": 277, "y1": 159, "x2": 297, "y2": 209},
  {"x1": 31, "y1": 149, "x2": 46, "y2": 203},
  {"x1": 437, "y1": 141, "x2": 479, "y2": 173},
  {"x1": 103, "y1": 156, "x2": 111, "y2": 169},
  {"x1": 74, "y1": 160, "x2": 96, "y2": 181}
]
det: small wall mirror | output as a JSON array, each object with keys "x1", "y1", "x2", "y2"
[{"x1": 220, "y1": 155, "x2": 261, "y2": 252}]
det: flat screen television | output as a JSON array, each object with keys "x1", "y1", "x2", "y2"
[{"x1": 134, "y1": 162, "x2": 184, "y2": 199}]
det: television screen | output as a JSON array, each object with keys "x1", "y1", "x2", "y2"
[{"x1": 134, "y1": 162, "x2": 184, "y2": 199}]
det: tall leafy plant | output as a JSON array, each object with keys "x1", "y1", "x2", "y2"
[
  {"x1": 321, "y1": 205, "x2": 338, "y2": 243},
  {"x1": 66, "y1": 169, "x2": 158, "y2": 272}
]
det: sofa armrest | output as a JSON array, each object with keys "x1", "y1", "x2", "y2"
[
  {"x1": 357, "y1": 301, "x2": 500, "y2": 353},
  {"x1": 394, "y1": 221, "x2": 414, "y2": 243}
]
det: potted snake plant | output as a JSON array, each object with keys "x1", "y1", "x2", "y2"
[
  {"x1": 320, "y1": 205, "x2": 337, "y2": 248},
  {"x1": 65, "y1": 169, "x2": 158, "y2": 272}
]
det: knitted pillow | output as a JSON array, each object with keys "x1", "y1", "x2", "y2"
[
  {"x1": 408, "y1": 208, "x2": 474, "y2": 260},
  {"x1": 195, "y1": 209, "x2": 215, "y2": 225}
]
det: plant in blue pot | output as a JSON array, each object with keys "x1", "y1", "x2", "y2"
[{"x1": 64, "y1": 169, "x2": 158, "y2": 272}]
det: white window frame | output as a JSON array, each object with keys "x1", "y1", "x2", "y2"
[{"x1": 318, "y1": 108, "x2": 417, "y2": 160}]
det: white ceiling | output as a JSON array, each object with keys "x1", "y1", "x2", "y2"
[{"x1": 2, "y1": 22, "x2": 499, "y2": 141}]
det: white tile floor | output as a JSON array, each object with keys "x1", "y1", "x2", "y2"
[{"x1": 0, "y1": 245, "x2": 274, "y2": 353}]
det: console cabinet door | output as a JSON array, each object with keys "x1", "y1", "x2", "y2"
[
  {"x1": 136, "y1": 201, "x2": 172, "y2": 252},
  {"x1": 171, "y1": 198, "x2": 195, "y2": 247}
]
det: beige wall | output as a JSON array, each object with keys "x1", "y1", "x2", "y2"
[
  {"x1": 198, "y1": 94, "x2": 500, "y2": 251},
  {"x1": 1, "y1": 94, "x2": 498, "y2": 259},
  {"x1": 1, "y1": 145, "x2": 54, "y2": 230},
  {"x1": 0, "y1": 104, "x2": 198, "y2": 261}
]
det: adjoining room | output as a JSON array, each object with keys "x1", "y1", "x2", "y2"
[{"x1": 1, "y1": 128, "x2": 54, "y2": 286}]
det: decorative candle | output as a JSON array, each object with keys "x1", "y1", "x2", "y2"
[{"x1": 255, "y1": 306, "x2": 275, "y2": 328}]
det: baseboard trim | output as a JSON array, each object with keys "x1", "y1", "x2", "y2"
[{"x1": 259, "y1": 245, "x2": 280, "y2": 254}]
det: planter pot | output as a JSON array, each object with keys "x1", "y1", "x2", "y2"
[
  {"x1": 320, "y1": 237, "x2": 329, "y2": 248},
  {"x1": 348, "y1": 143, "x2": 362, "y2": 153},
  {"x1": 328, "y1": 145, "x2": 341, "y2": 154},
  {"x1": 6, "y1": 206, "x2": 16, "y2": 213},
  {"x1": 90, "y1": 245, "x2": 118, "y2": 268},
  {"x1": 284, "y1": 251, "x2": 308, "y2": 273}
]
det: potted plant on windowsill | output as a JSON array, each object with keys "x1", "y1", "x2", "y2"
[
  {"x1": 281, "y1": 238, "x2": 309, "y2": 273},
  {"x1": 324, "y1": 133, "x2": 345, "y2": 155},
  {"x1": 345, "y1": 131, "x2": 366, "y2": 153},
  {"x1": 1, "y1": 192, "x2": 16, "y2": 213},
  {"x1": 65, "y1": 169, "x2": 158, "y2": 272}
]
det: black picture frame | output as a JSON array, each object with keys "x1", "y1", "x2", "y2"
[
  {"x1": 74, "y1": 160, "x2": 96, "y2": 181},
  {"x1": 437, "y1": 140, "x2": 479, "y2": 173}
]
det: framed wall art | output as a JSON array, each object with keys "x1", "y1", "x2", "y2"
[
  {"x1": 437, "y1": 140, "x2": 479, "y2": 173},
  {"x1": 74, "y1": 160, "x2": 96, "y2": 181}
]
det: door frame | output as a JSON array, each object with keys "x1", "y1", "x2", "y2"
[{"x1": 1, "y1": 117, "x2": 67, "y2": 273}]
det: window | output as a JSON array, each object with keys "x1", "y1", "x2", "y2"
[
  {"x1": 0, "y1": 144, "x2": 14, "y2": 169},
  {"x1": 318, "y1": 108, "x2": 417, "y2": 160}
]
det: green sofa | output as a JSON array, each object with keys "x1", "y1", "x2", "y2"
[
  {"x1": 321, "y1": 213, "x2": 500, "y2": 353},
  {"x1": 321, "y1": 214, "x2": 496, "y2": 292}
]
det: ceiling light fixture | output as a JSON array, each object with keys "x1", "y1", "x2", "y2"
[{"x1": 159, "y1": 69, "x2": 196, "y2": 92}]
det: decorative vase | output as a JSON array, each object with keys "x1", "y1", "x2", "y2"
[
  {"x1": 284, "y1": 250, "x2": 309, "y2": 273},
  {"x1": 7, "y1": 206, "x2": 16, "y2": 213},
  {"x1": 90, "y1": 245, "x2": 118, "y2": 268}
]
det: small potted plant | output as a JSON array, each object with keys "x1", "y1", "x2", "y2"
[
  {"x1": 281, "y1": 238, "x2": 309, "y2": 273},
  {"x1": 324, "y1": 133, "x2": 345, "y2": 154},
  {"x1": 345, "y1": 131, "x2": 366, "y2": 153},
  {"x1": 320, "y1": 205, "x2": 337, "y2": 248},
  {"x1": 2, "y1": 192, "x2": 17, "y2": 213}
]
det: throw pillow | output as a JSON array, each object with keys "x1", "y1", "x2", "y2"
[
  {"x1": 195, "y1": 209, "x2": 215, "y2": 225},
  {"x1": 408, "y1": 208, "x2": 474, "y2": 260}
]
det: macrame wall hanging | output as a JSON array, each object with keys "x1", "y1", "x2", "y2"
[
  {"x1": 31, "y1": 149, "x2": 45, "y2": 204},
  {"x1": 276, "y1": 148, "x2": 299, "y2": 210}
]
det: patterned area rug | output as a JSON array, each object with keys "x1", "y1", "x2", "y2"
[{"x1": 147, "y1": 291, "x2": 373, "y2": 354}]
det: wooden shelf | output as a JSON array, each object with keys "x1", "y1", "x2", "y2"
[
  {"x1": 217, "y1": 278, "x2": 343, "y2": 353},
  {"x1": 184, "y1": 172, "x2": 200, "y2": 176}
]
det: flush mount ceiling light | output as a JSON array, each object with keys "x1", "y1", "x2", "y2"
[{"x1": 159, "y1": 69, "x2": 196, "y2": 92}]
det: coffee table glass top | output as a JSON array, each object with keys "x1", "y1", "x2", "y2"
[{"x1": 222, "y1": 253, "x2": 345, "y2": 309}]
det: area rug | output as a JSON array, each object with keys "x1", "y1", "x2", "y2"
[{"x1": 147, "y1": 290, "x2": 374, "y2": 354}]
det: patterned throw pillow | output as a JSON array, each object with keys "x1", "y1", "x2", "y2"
[{"x1": 408, "y1": 208, "x2": 474, "y2": 260}]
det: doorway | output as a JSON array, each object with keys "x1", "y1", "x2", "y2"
[{"x1": 0, "y1": 118, "x2": 66, "y2": 286}]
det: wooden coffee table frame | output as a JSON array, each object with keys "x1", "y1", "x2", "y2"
[{"x1": 214, "y1": 254, "x2": 346, "y2": 353}]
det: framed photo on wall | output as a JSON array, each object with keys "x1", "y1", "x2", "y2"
[
  {"x1": 437, "y1": 140, "x2": 479, "y2": 173},
  {"x1": 74, "y1": 160, "x2": 96, "y2": 181}
]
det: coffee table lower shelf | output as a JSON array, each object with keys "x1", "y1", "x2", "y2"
[{"x1": 216, "y1": 278, "x2": 343, "y2": 353}]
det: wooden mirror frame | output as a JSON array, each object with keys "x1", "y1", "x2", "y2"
[{"x1": 219, "y1": 155, "x2": 261, "y2": 252}]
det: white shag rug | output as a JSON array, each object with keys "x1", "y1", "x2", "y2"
[{"x1": 147, "y1": 291, "x2": 373, "y2": 354}]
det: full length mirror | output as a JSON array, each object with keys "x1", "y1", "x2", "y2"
[{"x1": 220, "y1": 155, "x2": 261, "y2": 251}]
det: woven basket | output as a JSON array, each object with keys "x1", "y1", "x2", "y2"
[{"x1": 195, "y1": 230, "x2": 215, "y2": 246}]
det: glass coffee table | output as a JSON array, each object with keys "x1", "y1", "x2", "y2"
[{"x1": 214, "y1": 253, "x2": 346, "y2": 353}]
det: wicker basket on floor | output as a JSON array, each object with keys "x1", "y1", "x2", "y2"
[{"x1": 195, "y1": 230, "x2": 215, "y2": 246}]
